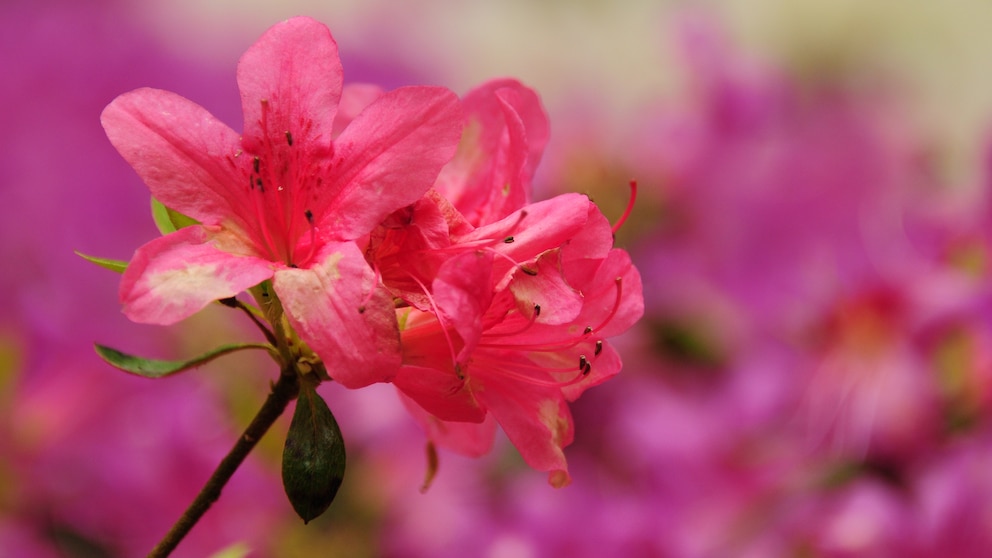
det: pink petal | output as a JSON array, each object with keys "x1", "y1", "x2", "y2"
[
  {"x1": 399, "y1": 393, "x2": 498, "y2": 458},
  {"x1": 274, "y1": 241, "x2": 400, "y2": 388},
  {"x1": 560, "y1": 201, "x2": 615, "y2": 287},
  {"x1": 393, "y1": 365, "x2": 486, "y2": 423},
  {"x1": 582, "y1": 249, "x2": 645, "y2": 338},
  {"x1": 316, "y1": 86, "x2": 462, "y2": 239},
  {"x1": 237, "y1": 17, "x2": 342, "y2": 154},
  {"x1": 101, "y1": 88, "x2": 250, "y2": 230},
  {"x1": 457, "y1": 193, "x2": 590, "y2": 286},
  {"x1": 473, "y1": 373, "x2": 574, "y2": 487},
  {"x1": 435, "y1": 79, "x2": 549, "y2": 226},
  {"x1": 509, "y1": 249, "x2": 584, "y2": 325},
  {"x1": 121, "y1": 226, "x2": 275, "y2": 324}
]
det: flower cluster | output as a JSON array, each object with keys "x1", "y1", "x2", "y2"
[{"x1": 100, "y1": 16, "x2": 643, "y2": 487}]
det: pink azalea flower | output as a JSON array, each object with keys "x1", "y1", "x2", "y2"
[
  {"x1": 100, "y1": 17, "x2": 462, "y2": 386},
  {"x1": 394, "y1": 237, "x2": 643, "y2": 487}
]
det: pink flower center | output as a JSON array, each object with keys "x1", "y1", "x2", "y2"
[{"x1": 241, "y1": 99, "x2": 327, "y2": 268}]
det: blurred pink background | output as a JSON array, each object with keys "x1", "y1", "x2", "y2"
[{"x1": 7, "y1": 0, "x2": 992, "y2": 556}]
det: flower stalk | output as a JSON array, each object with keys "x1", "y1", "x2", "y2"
[{"x1": 148, "y1": 366, "x2": 300, "y2": 557}]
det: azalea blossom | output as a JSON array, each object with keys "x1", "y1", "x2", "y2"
[
  {"x1": 384, "y1": 193, "x2": 641, "y2": 485},
  {"x1": 395, "y1": 243, "x2": 642, "y2": 487},
  {"x1": 100, "y1": 17, "x2": 462, "y2": 386}
]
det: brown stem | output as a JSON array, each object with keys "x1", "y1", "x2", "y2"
[{"x1": 147, "y1": 369, "x2": 300, "y2": 557}]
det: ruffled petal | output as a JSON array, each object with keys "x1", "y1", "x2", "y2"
[
  {"x1": 274, "y1": 241, "x2": 400, "y2": 388},
  {"x1": 473, "y1": 374, "x2": 574, "y2": 488},
  {"x1": 120, "y1": 226, "x2": 275, "y2": 324},
  {"x1": 237, "y1": 16, "x2": 341, "y2": 154},
  {"x1": 101, "y1": 88, "x2": 248, "y2": 229},
  {"x1": 316, "y1": 86, "x2": 462, "y2": 239}
]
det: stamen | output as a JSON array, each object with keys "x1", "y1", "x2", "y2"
[
  {"x1": 248, "y1": 174, "x2": 280, "y2": 260},
  {"x1": 503, "y1": 236, "x2": 515, "y2": 243},
  {"x1": 595, "y1": 340, "x2": 603, "y2": 356},
  {"x1": 302, "y1": 209, "x2": 318, "y2": 268},
  {"x1": 253, "y1": 156, "x2": 260, "y2": 174},
  {"x1": 285, "y1": 130, "x2": 294, "y2": 146},
  {"x1": 578, "y1": 355, "x2": 587, "y2": 371},
  {"x1": 612, "y1": 179, "x2": 638, "y2": 234}
]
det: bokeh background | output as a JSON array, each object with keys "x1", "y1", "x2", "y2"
[{"x1": 7, "y1": 0, "x2": 992, "y2": 556}]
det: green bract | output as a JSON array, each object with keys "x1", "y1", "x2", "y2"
[
  {"x1": 151, "y1": 197, "x2": 199, "y2": 235},
  {"x1": 75, "y1": 251, "x2": 128, "y2": 273}
]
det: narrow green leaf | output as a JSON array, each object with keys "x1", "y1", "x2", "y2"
[
  {"x1": 74, "y1": 251, "x2": 128, "y2": 273},
  {"x1": 151, "y1": 197, "x2": 199, "y2": 235},
  {"x1": 282, "y1": 381, "x2": 346, "y2": 523},
  {"x1": 94, "y1": 342, "x2": 275, "y2": 379}
]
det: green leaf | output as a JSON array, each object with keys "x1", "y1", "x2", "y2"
[
  {"x1": 74, "y1": 251, "x2": 128, "y2": 273},
  {"x1": 282, "y1": 381, "x2": 346, "y2": 524},
  {"x1": 151, "y1": 197, "x2": 199, "y2": 235},
  {"x1": 94, "y1": 342, "x2": 275, "y2": 379}
]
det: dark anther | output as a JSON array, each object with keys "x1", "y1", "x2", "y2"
[
  {"x1": 582, "y1": 361, "x2": 592, "y2": 376},
  {"x1": 305, "y1": 209, "x2": 314, "y2": 224},
  {"x1": 503, "y1": 236, "x2": 515, "y2": 243},
  {"x1": 358, "y1": 305, "x2": 366, "y2": 314},
  {"x1": 584, "y1": 326, "x2": 593, "y2": 335},
  {"x1": 595, "y1": 340, "x2": 603, "y2": 356},
  {"x1": 285, "y1": 131, "x2": 294, "y2": 146},
  {"x1": 256, "y1": 178, "x2": 264, "y2": 192},
  {"x1": 288, "y1": 263, "x2": 299, "y2": 268},
  {"x1": 578, "y1": 355, "x2": 588, "y2": 371},
  {"x1": 520, "y1": 266, "x2": 538, "y2": 276},
  {"x1": 253, "y1": 156, "x2": 260, "y2": 173},
  {"x1": 533, "y1": 304, "x2": 542, "y2": 317}
]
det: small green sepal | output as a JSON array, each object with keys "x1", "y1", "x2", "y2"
[
  {"x1": 94, "y1": 342, "x2": 276, "y2": 379},
  {"x1": 282, "y1": 380, "x2": 346, "y2": 524},
  {"x1": 74, "y1": 251, "x2": 128, "y2": 273}
]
